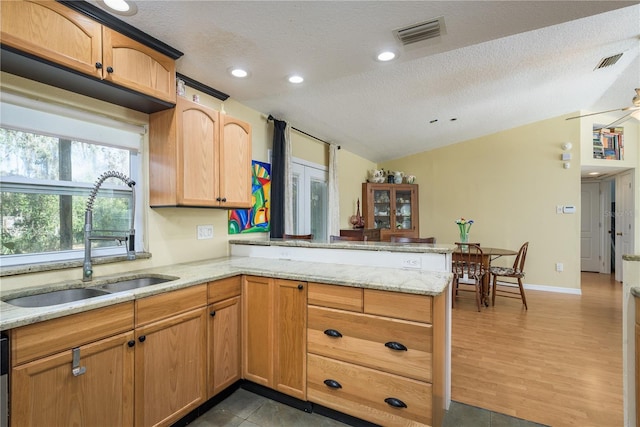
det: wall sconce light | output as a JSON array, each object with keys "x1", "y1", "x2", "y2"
[{"x1": 561, "y1": 142, "x2": 572, "y2": 169}]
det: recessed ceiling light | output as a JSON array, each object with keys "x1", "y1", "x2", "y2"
[
  {"x1": 377, "y1": 51, "x2": 396, "y2": 62},
  {"x1": 588, "y1": 172, "x2": 600, "y2": 176},
  {"x1": 288, "y1": 75, "x2": 304, "y2": 84},
  {"x1": 229, "y1": 68, "x2": 249, "y2": 78},
  {"x1": 98, "y1": 0, "x2": 137, "y2": 15}
]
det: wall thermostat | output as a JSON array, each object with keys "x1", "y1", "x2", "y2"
[{"x1": 563, "y1": 205, "x2": 576, "y2": 214}]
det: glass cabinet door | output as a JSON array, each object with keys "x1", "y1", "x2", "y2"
[
  {"x1": 395, "y1": 189, "x2": 413, "y2": 231},
  {"x1": 373, "y1": 189, "x2": 391, "y2": 229}
]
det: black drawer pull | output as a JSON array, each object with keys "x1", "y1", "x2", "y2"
[
  {"x1": 385, "y1": 341, "x2": 408, "y2": 351},
  {"x1": 127, "y1": 340, "x2": 135, "y2": 348},
  {"x1": 323, "y1": 379, "x2": 342, "y2": 389},
  {"x1": 297, "y1": 284, "x2": 304, "y2": 290},
  {"x1": 138, "y1": 335, "x2": 146, "y2": 343},
  {"x1": 385, "y1": 397, "x2": 407, "y2": 408},
  {"x1": 324, "y1": 329, "x2": 343, "y2": 338}
]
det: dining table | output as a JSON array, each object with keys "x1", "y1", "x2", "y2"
[{"x1": 452, "y1": 246, "x2": 518, "y2": 306}]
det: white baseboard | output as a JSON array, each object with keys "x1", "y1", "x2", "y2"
[{"x1": 523, "y1": 283, "x2": 582, "y2": 295}]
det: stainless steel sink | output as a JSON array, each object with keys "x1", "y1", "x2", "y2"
[
  {"x1": 4, "y1": 288, "x2": 111, "y2": 308},
  {"x1": 94, "y1": 275, "x2": 178, "y2": 293}
]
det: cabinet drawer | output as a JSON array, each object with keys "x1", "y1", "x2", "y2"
[
  {"x1": 308, "y1": 283, "x2": 362, "y2": 312},
  {"x1": 364, "y1": 289, "x2": 432, "y2": 323},
  {"x1": 136, "y1": 284, "x2": 206, "y2": 326},
  {"x1": 12, "y1": 302, "x2": 134, "y2": 366},
  {"x1": 208, "y1": 276, "x2": 241, "y2": 304},
  {"x1": 307, "y1": 354, "x2": 432, "y2": 427},
  {"x1": 308, "y1": 306, "x2": 432, "y2": 382}
]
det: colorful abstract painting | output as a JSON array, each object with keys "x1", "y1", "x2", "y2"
[{"x1": 228, "y1": 160, "x2": 271, "y2": 234}]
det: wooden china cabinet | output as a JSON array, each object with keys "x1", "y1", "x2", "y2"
[{"x1": 362, "y1": 183, "x2": 419, "y2": 241}]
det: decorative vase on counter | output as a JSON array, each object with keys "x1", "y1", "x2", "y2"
[{"x1": 459, "y1": 232, "x2": 469, "y2": 251}]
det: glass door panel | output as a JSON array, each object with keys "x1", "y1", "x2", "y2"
[
  {"x1": 373, "y1": 189, "x2": 391, "y2": 230},
  {"x1": 395, "y1": 190, "x2": 412, "y2": 231}
]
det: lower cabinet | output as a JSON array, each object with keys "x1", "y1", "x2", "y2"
[
  {"x1": 306, "y1": 282, "x2": 445, "y2": 427},
  {"x1": 12, "y1": 330, "x2": 135, "y2": 427},
  {"x1": 207, "y1": 277, "x2": 242, "y2": 398},
  {"x1": 134, "y1": 285, "x2": 207, "y2": 427},
  {"x1": 9, "y1": 302, "x2": 135, "y2": 427},
  {"x1": 243, "y1": 276, "x2": 307, "y2": 400}
]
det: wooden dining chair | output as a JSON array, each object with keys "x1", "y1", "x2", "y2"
[
  {"x1": 390, "y1": 236, "x2": 436, "y2": 243},
  {"x1": 490, "y1": 242, "x2": 529, "y2": 309},
  {"x1": 282, "y1": 233, "x2": 314, "y2": 240},
  {"x1": 452, "y1": 243, "x2": 486, "y2": 311},
  {"x1": 330, "y1": 235, "x2": 364, "y2": 242}
]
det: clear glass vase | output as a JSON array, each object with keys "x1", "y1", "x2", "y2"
[{"x1": 459, "y1": 232, "x2": 469, "y2": 251}]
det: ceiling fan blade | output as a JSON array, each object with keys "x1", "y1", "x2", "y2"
[
  {"x1": 600, "y1": 111, "x2": 637, "y2": 128},
  {"x1": 566, "y1": 107, "x2": 627, "y2": 120}
]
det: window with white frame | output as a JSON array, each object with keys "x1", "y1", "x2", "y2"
[{"x1": 0, "y1": 93, "x2": 144, "y2": 266}]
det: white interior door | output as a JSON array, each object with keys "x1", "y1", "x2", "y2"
[
  {"x1": 581, "y1": 182, "x2": 601, "y2": 272},
  {"x1": 615, "y1": 170, "x2": 635, "y2": 282}
]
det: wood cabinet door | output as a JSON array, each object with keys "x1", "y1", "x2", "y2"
[
  {"x1": 134, "y1": 307, "x2": 207, "y2": 427},
  {"x1": 274, "y1": 279, "x2": 307, "y2": 400},
  {"x1": 219, "y1": 115, "x2": 252, "y2": 208},
  {"x1": 102, "y1": 27, "x2": 176, "y2": 103},
  {"x1": 207, "y1": 296, "x2": 242, "y2": 398},
  {"x1": 12, "y1": 331, "x2": 134, "y2": 427},
  {"x1": 176, "y1": 99, "x2": 220, "y2": 206},
  {"x1": 242, "y1": 276, "x2": 274, "y2": 387},
  {"x1": 1, "y1": 0, "x2": 102, "y2": 78}
]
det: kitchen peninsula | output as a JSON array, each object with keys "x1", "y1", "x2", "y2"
[{"x1": 1, "y1": 242, "x2": 453, "y2": 427}]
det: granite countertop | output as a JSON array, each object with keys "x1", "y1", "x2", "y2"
[
  {"x1": 0, "y1": 256, "x2": 452, "y2": 331},
  {"x1": 229, "y1": 238, "x2": 456, "y2": 254}
]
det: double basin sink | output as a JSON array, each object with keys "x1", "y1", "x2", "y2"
[{"x1": 3, "y1": 275, "x2": 179, "y2": 308}]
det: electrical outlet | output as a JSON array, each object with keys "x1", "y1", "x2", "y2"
[
  {"x1": 555, "y1": 262, "x2": 563, "y2": 272},
  {"x1": 197, "y1": 225, "x2": 213, "y2": 240},
  {"x1": 401, "y1": 257, "x2": 422, "y2": 269}
]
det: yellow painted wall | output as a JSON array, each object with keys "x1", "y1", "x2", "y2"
[
  {"x1": 381, "y1": 115, "x2": 583, "y2": 290},
  {"x1": 338, "y1": 150, "x2": 377, "y2": 228}
]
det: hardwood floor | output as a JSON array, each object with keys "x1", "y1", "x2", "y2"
[{"x1": 451, "y1": 272, "x2": 622, "y2": 427}]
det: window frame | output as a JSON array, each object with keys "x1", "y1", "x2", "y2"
[{"x1": 0, "y1": 92, "x2": 145, "y2": 267}]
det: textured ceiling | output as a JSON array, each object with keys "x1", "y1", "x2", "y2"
[{"x1": 100, "y1": 1, "x2": 640, "y2": 164}]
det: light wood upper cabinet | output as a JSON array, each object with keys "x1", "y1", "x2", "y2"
[
  {"x1": 1, "y1": 0, "x2": 176, "y2": 104},
  {"x1": 1, "y1": 1, "x2": 102, "y2": 78},
  {"x1": 219, "y1": 115, "x2": 252, "y2": 208},
  {"x1": 149, "y1": 97, "x2": 252, "y2": 208},
  {"x1": 102, "y1": 27, "x2": 176, "y2": 103}
]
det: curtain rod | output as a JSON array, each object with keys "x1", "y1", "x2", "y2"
[{"x1": 266, "y1": 114, "x2": 340, "y2": 149}]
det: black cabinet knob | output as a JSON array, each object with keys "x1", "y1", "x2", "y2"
[
  {"x1": 138, "y1": 335, "x2": 146, "y2": 343},
  {"x1": 323, "y1": 379, "x2": 342, "y2": 389},
  {"x1": 221, "y1": 197, "x2": 227, "y2": 202},
  {"x1": 297, "y1": 284, "x2": 304, "y2": 290},
  {"x1": 385, "y1": 341, "x2": 408, "y2": 351},
  {"x1": 385, "y1": 397, "x2": 407, "y2": 408},
  {"x1": 324, "y1": 329, "x2": 342, "y2": 338},
  {"x1": 127, "y1": 340, "x2": 135, "y2": 347},
  {"x1": 210, "y1": 310, "x2": 216, "y2": 317},
  {"x1": 216, "y1": 197, "x2": 222, "y2": 202},
  {"x1": 95, "y1": 62, "x2": 103, "y2": 69},
  {"x1": 106, "y1": 66, "x2": 114, "y2": 73}
]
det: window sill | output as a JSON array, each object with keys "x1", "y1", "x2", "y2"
[{"x1": 0, "y1": 252, "x2": 152, "y2": 277}]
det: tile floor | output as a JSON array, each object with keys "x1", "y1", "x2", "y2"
[{"x1": 187, "y1": 388, "x2": 549, "y2": 427}]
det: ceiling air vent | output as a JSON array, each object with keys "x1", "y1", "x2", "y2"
[
  {"x1": 394, "y1": 17, "x2": 444, "y2": 46},
  {"x1": 594, "y1": 53, "x2": 623, "y2": 70}
]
